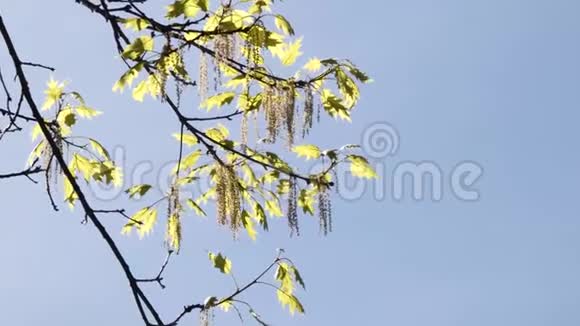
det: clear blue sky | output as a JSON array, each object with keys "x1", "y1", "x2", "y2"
[{"x1": 1, "y1": 0, "x2": 580, "y2": 325}]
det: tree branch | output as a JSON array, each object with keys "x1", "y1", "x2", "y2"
[
  {"x1": 0, "y1": 165, "x2": 43, "y2": 180},
  {"x1": 0, "y1": 15, "x2": 164, "y2": 326}
]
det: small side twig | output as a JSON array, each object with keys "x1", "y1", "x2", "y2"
[
  {"x1": 136, "y1": 250, "x2": 174, "y2": 289},
  {"x1": 21, "y1": 61, "x2": 55, "y2": 71}
]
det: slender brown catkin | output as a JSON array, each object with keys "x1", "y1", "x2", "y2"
[
  {"x1": 216, "y1": 167, "x2": 228, "y2": 225},
  {"x1": 287, "y1": 178, "x2": 299, "y2": 236},
  {"x1": 241, "y1": 113, "x2": 248, "y2": 147},
  {"x1": 283, "y1": 84, "x2": 296, "y2": 149},
  {"x1": 303, "y1": 86, "x2": 314, "y2": 138},
  {"x1": 263, "y1": 85, "x2": 279, "y2": 143},
  {"x1": 199, "y1": 309, "x2": 210, "y2": 326},
  {"x1": 318, "y1": 189, "x2": 332, "y2": 235}
]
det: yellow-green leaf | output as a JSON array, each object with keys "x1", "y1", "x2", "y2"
[
  {"x1": 292, "y1": 144, "x2": 321, "y2": 160},
  {"x1": 208, "y1": 252, "x2": 232, "y2": 274},
  {"x1": 347, "y1": 154, "x2": 377, "y2": 179},
  {"x1": 200, "y1": 92, "x2": 236, "y2": 111},
  {"x1": 265, "y1": 197, "x2": 284, "y2": 217},
  {"x1": 42, "y1": 78, "x2": 65, "y2": 111},
  {"x1": 113, "y1": 63, "x2": 144, "y2": 92},
  {"x1": 186, "y1": 199, "x2": 207, "y2": 217},
  {"x1": 125, "y1": 184, "x2": 152, "y2": 199},
  {"x1": 166, "y1": 0, "x2": 202, "y2": 18},
  {"x1": 218, "y1": 300, "x2": 232, "y2": 312},
  {"x1": 76, "y1": 105, "x2": 102, "y2": 119},
  {"x1": 304, "y1": 57, "x2": 321, "y2": 72},
  {"x1": 123, "y1": 18, "x2": 151, "y2": 31},
  {"x1": 122, "y1": 207, "x2": 158, "y2": 238},
  {"x1": 89, "y1": 139, "x2": 111, "y2": 160},
  {"x1": 241, "y1": 210, "x2": 257, "y2": 241},
  {"x1": 63, "y1": 175, "x2": 78, "y2": 209},
  {"x1": 274, "y1": 14, "x2": 295, "y2": 36},
  {"x1": 172, "y1": 132, "x2": 198, "y2": 146},
  {"x1": 122, "y1": 36, "x2": 154, "y2": 60},
  {"x1": 279, "y1": 38, "x2": 303, "y2": 66}
]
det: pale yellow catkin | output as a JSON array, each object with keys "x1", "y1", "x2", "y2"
[{"x1": 199, "y1": 52, "x2": 209, "y2": 101}]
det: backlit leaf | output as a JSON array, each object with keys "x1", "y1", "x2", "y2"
[
  {"x1": 347, "y1": 154, "x2": 377, "y2": 179},
  {"x1": 292, "y1": 144, "x2": 321, "y2": 160},
  {"x1": 200, "y1": 92, "x2": 236, "y2": 111},
  {"x1": 42, "y1": 78, "x2": 65, "y2": 110},
  {"x1": 208, "y1": 252, "x2": 232, "y2": 274},
  {"x1": 125, "y1": 184, "x2": 152, "y2": 199},
  {"x1": 122, "y1": 36, "x2": 154, "y2": 60}
]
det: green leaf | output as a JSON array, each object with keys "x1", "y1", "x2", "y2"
[
  {"x1": 253, "y1": 202, "x2": 269, "y2": 231},
  {"x1": 166, "y1": 0, "x2": 203, "y2": 18},
  {"x1": 335, "y1": 67, "x2": 360, "y2": 106},
  {"x1": 291, "y1": 266, "x2": 306, "y2": 289},
  {"x1": 197, "y1": 0, "x2": 209, "y2": 11},
  {"x1": 274, "y1": 15, "x2": 295, "y2": 36},
  {"x1": 76, "y1": 105, "x2": 102, "y2": 119},
  {"x1": 345, "y1": 61, "x2": 372, "y2": 83},
  {"x1": 321, "y1": 89, "x2": 351, "y2": 121},
  {"x1": 241, "y1": 210, "x2": 258, "y2": 241},
  {"x1": 89, "y1": 139, "x2": 111, "y2": 160},
  {"x1": 303, "y1": 57, "x2": 321, "y2": 72},
  {"x1": 31, "y1": 123, "x2": 42, "y2": 141},
  {"x1": 42, "y1": 78, "x2": 65, "y2": 111},
  {"x1": 59, "y1": 110, "x2": 76, "y2": 127},
  {"x1": 132, "y1": 75, "x2": 162, "y2": 102},
  {"x1": 172, "y1": 132, "x2": 198, "y2": 146},
  {"x1": 186, "y1": 199, "x2": 207, "y2": 217},
  {"x1": 125, "y1": 184, "x2": 152, "y2": 199},
  {"x1": 132, "y1": 79, "x2": 149, "y2": 102},
  {"x1": 200, "y1": 92, "x2": 236, "y2": 111},
  {"x1": 347, "y1": 155, "x2": 377, "y2": 179},
  {"x1": 122, "y1": 18, "x2": 150, "y2": 31},
  {"x1": 298, "y1": 189, "x2": 315, "y2": 215},
  {"x1": 292, "y1": 144, "x2": 321, "y2": 160},
  {"x1": 277, "y1": 292, "x2": 305, "y2": 315},
  {"x1": 279, "y1": 38, "x2": 303, "y2": 66},
  {"x1": 122, "y1": 207, "x2": 158, "y2": 238},
  {"x1": 27, "y1": 141, "x2": 45, "y2": 166},
  {"x1": 218, "y1": 300, "x2": 232, "y2": 312},
  {"x1": 63, "y1": 175, "x2": 78, "y2": 209},
  {"x1": 122, "y1": 36, "x2": 154, "y2": 60},
  {"x1": 70, "y1": 154, "x2": 94, "y2": 182},
  {"x1": 205, "y1": 124, "x2": 230, "y2": 142},
  {"x1": 113, "y1": 63, "x2": 144, "y2": 92},
  {"x1": 174, "y1": 150, "x2": 202, "y2": 173},
  {"x1": 265, "y1": 197, "x2": 284, "y2": 217},
  {"x1": 208, "y1": 252, "x2": 232, "y2": 274}
]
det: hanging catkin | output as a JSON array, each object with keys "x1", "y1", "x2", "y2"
[
  {"x1": 198, "y1": 52, "x2": 209, "y2": 102},
  {"x1": 287, "y1": 178, "x2": 299, "y2": 236},
  {"x1": 215, "y1": 165, "x2": 242, "y2": 234},
  {"x1": 302, "y1": 86, "x2": 314, "y2": 138}
]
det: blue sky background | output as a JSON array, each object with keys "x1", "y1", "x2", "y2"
[{"x1": 1, "y1": 0, "x2": 580, "y2": 325}]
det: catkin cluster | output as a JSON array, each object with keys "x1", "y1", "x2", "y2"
[
  {"x1": 263, "y1": 83, "x2": 296, "y2": 148},
  {"x1": 213, "y1": 34, "x2": 235, "y2": 88},
  {"x1": 215, "y1": 165, "x2": 242, "y2": 234}
]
